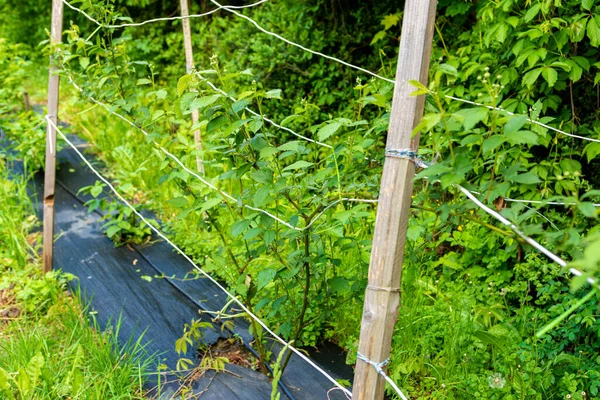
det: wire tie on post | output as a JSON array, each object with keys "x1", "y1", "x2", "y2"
[
  {"x1": 366, "y1": 284, "x2": 401, "y2": 293},
  {"x1": 356, "y1": 352, "x2": 390, "y2": 376},
  {"x1": 385, "y1": 148, "x2": 430, "y2": 169}
]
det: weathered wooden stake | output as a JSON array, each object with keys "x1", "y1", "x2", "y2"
[
  {"x1": 23, "y1": 91, "x2": 31, "y2": 112},
  {"x1": 43, "y1": 0, "x2": 64, "y2": 273},
  {"x1": 352, "y1": 1, "x2": 437, "y2": 399},
  {"x1": 180, "y1": 0, "x2": 204, "y2": 174}
]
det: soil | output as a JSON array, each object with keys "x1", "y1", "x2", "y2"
[
  {"x1": 0, "y1": 283, "x2": 21, "y2": 326},
  {"x1": 203, "y1": 337, "x2": 260, "y2": 371}
]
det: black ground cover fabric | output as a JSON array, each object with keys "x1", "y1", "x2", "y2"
[{"x1": 1, "y1": 133, "x2": 352, "y2": 400}]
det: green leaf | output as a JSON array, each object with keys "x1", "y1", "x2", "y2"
[
  {"x1": 571, "y1": 17, "x2": 588, "y2": 42},
  {"x1": 232, "y1": 98, "x2": 251, "y2": 113},
  {"x1": 278, "y1": 141, "x2": 300, "y2": 153},
  {"x1": 505, "y1": 130, "x2": 538, "y2": 146},
  {"x1": 371, "y1": 94, "x2": 387, "y2": 108},
  {"x1": 578, "y1": 202, "x2": 598, "y2": 218},
  {"x1": 318, "y1": 122, "x2": 342, "y2": 141},
  {"x1": 524, "y1": 4, "x2": 541, "y2": 22},
  {"x1": 250, "y1": 169, "x2": 273, "y2": 184},
  {"x1": 248, "y1": 117, "x2": 263, "y2": 133},
  {"x1": 482, "y1": 136, "x2": 507, "y2": 154},
  {"x1": 495, "y1": 23, "x2": 508, "y2": 43},
  {"x1": 511, "y1": 171, "x2": 540, "y2": 184},
  {"x1": 587, "y1": 15, "x2": 600, "y2": 47},
  {"x1": 584, "y1": 142, "x2": 600, "y2": 162},
  {"x1": 199, "y1": 198, "x2": 222, "y2": 213},
  {"x1": 223, "y1": 118, "x2": 250, "y2": 136},
  {"x1": 260, "y1": 146, "x2": 279, "y2": 159},
  {"x1": 237, "y1": 90, "x2": 255, "y2": 100},
  {"x1": 207, "y1": 115, "x2": 228, "y2": 133},
  {"x1": 407, "y1": 225, "x2": 425, "y2": 242},
  {"x1": 328, "y1": 277, "x2": 350, "y2": 292},
  {"x1": 257, "y1": 268, "x2": 277, "y2": 290},
  {"x1": 370, "y1": 31, "x2": 387, "y2": 45},
  {"x1": 283, "y1": 160, "x2": 313, "y2": 171},
  {"x1": 105, "y1": 225, "x2": 120, "y2": 238},
  {"x1": 169, "y1": 197, "x2": 188, "y2": 208},
  {"x1": 189, "y1": 95, "x2": 220, "y2": 112},
  {"x1": 454, "y1": 107, "x2": 488, "y2": 131},
  {"x1": 568, "y1": 62, "x2": 583, "y2": 82},
  {"x1": 243, "y1": 227, "x2": 264, "y2": 240},
  {"x1": 522, "y1": 67, "x2": 543, "y2": 87},
  {"x1": 541, "y1": 67, "x2": 558, "y2": 87},
  {"x1": 152, "y1": 110, "x2": 165, "y2": 121},
  {"x1": 179, "y1": 92, "x2": 196, "y2": 113},
  {"x1": 408, "y1": 80, "x2": 429, "y2": 96},
  {"x1": 474, "y1": 330, "x2": 506, "y2": 349},
  {"x1": 253, "y1": 185, "x2": 271, "y2": 207},
  {"x1": 177, "y1": 74, "x2": 192, "y2": 96},
  {"x1": 90, "y1": 184, "x2": 103, "y2": 198},
  {"x1": 582, "y1": 0, "x2": 594, "y2": 11},
  {"x1": 265, "y1": 89, "x2": 282, "y2": 99},
  {"x1": 504, "y1": 115, "x2": 528, "y2": 134},
  {"x1": 79, "y1": 56, "x2": 90, "y2": 70},
  {"x1": 412, "y1": 113, "x2": 441, "y2": 136},
  {"x1": 381, "y1": 13, "x2": 400, "y2": 30},
  {"x1": 438, "y1": 63, "x2": 458, "y2": 76},
  {"x1": 137, "y1": 78, "x2": 152, "y2": 86},
  {"x1": 231, "y1": 220, "x2": 252, "y2": 237},
  {"x1": 155, "y1": 89, "x2": 168, "y2": 100}
]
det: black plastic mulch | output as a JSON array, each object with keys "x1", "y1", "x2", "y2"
[{"x1": 1, "y1": 133, "x2": 352, "y2": 400}]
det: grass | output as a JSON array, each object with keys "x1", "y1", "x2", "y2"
[
  {"x1": 0, "y1": 156, "x2": 151, "y2": 399},
  {"x1": 0, "y1": 299, "x2": 150, "y2": 399}
]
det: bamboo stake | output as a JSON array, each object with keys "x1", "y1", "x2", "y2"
[
  {"x1": 43, "y1": 0, "x2": 64, "y2": 273},
  {"x1": 180, "y1": 0, "x2": 204, "y2": 174},
  {"x1": 352, "y1": 1, "x2": 437, "y2": 399}
]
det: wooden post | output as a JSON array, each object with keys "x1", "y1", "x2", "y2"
[
  {"x1": 352, "y1": 1, "x2": 437, "y2": 399},
  {"x1": 23, "y1": 91, "x2": 31, "y2": 112},
  {"x1": 180, "y1": 0, "x2": 204, "y2": 174},
  {"x1": 43, "y1": 0, "x2": 64, "y2": 273}
]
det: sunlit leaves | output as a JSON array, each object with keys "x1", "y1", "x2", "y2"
[
  {"x1": 413, "y1": 113, "x2": 441, "y2": 136},
  {"x1": 525, "y1": 4, "x2": 541, "y2": 22},
  {"x1": 587, "y1": 15, "x2": 600, "y2": 47},
  {"x1": 541, "y1": 67, "x2": 558, "y2": 87},
  {"x1": 282, "y1": 160, "x2": 313, "y2": 171},
  {"x1": 522, "y1": 67, "x2": 543, "y2": 87},
  {"x1": 257, "y1": 268, "x2": 277, "y2": 290},
  {"x1": 582, "y1": 0, "x2": 594, "y2": 11},
  {"x1": 503, "y1": 115, "x2": 528, "y2": 134},
  {"x1": 317, "y1": 121, "x2": 342, "y2": 141},
  {"x1": 381, "y1": 14, "x2": 400, "y2": 30},
  {"x1": 454, "y1": 107, "x2": 488, "y2": 131},
  {"x1": 188, "y1": 95, "x2": 220, "y2": 113}
]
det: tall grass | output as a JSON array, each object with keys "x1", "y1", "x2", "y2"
[
  {"x1": 0, "y1": 156, "x2": 152, "y2": 399},
  {"x1": 0, "y1": 300, "x2": 151, "y2": 399}
]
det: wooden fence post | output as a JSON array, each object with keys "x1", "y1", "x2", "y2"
[
  {"x1": 180, "y1": 0, "x2": 204, "y2": 174},
  {"x1": 23, "y1": 91, "x2": 31, "y2": 112},
  {"x1": 43, "y1": 0, "x2": 64, "y2": 273},
  {"x1": 352, "y1": 1, "x2": 437, "y2": 399}
]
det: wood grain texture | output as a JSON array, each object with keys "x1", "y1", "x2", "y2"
[
  {"x1": 352, "y1": 1, "x2": 438, "y2": 399},
  {"x1": 180, "y1": 0, "x2": 204, "y2": 174},
  {"x1": 43, "y1": 0, "x2": 64, "y2": 273}
]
